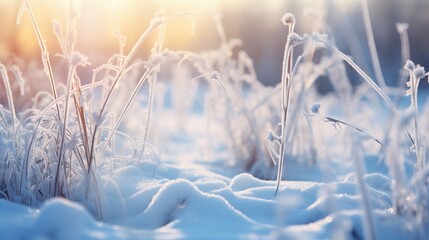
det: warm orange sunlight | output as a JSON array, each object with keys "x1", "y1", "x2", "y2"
[
  {"x1": 0, "y1": 0, "x2": 427, "y2": 88},
  {"x1": 0, "y1": 0, "x2": 248, "y2": 60},
  {"x1": 14, "y1": 1, "x2": 387, "y2": 97},
  {"x1": 0, "y1": 1, "x2": 303, "y2": 71}
]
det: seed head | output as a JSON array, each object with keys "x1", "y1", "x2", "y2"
[
  {"x1": 404, "y1": 60, "x2": 415, "y2": 71},
  {"x1": 70, "y1": 51, "x2": 90, "y2": 67},
  {"x1": 413, "y1": 65, "x2": 426, "y2": 80},
  {"x1": 396, "y1": 22, "x2": 409, "y2": 34},
  {"x1": 288, "y1": 33, "x2": 303, "y2": 47},
  {"x1": 281, "y1": 13, "x2": 295, "y2": 26}
]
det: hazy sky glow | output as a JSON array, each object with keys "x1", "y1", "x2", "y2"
[
  {"x1": 0, "y1": 0, "x2": 428, "y2": 87},
  {"x1": 0, "y1": 0, "x2": 355, "y2": 60}
]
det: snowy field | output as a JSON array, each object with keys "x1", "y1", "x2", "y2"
[
  {"x1": 0, "y1": 109, "x2": 423, "y2": 239},
  {"x1": 1, "y1": 1, "x2": 429, "y2": 239}
]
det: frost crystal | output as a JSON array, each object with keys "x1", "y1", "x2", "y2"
[
  {"x1": 16, "y1": 3, "x2": 28, "y2": 25},
  {"x1": 146, "y1": 50, "x2": 178, "y2": 68},
  {"x1": 162, "y1": 49, "x2": 179, "y2": 59},
  {"x1": 288, "y1": 33, "x2": 303, "y2": 47},
  {"x1": 41, "y1": 52, "x2": 51, "y2": 76},
  {"x1": 413, "y1": 65, "x2": 426, "y2": 80},
  {"x1": 312, "y1": 33, "x2": 328, "y2": 44},
  {"x1": 303, "y1": 33, "x2": 328, "y2": 45},
  {"x1": 209, "y1": 71, "x2": 221, "y2": 81},
  {"x1": 266, "y1": 130, "x2": 275, "y2": 142},
  {"x1": 70, "y1": 52, "x2": 90, "y2": 67},
  {"x1": 404, "y1": 60, "x2": 415, "y2": 71},
  {"x1": 150, "y1": 14, "x2": 165, "y2": 28},
  {"x1": 10, "y1": 65, "x2": 25, "y2": 96},
  {"x1": 146, "y1": 55, "x2": 166, "y2": 68}
]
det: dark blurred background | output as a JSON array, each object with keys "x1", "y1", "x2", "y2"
[{"x1": 0, "y1": 0, "x2": 428, "y2": 92}]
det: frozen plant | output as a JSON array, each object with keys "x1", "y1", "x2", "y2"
[
  {"x1": 267, "y1": 13, "x2": 333, "y2": 194},
  {"x1": 88, "y1": 11, "x2": 197, "y2": 172},
  {"x1": 0, "y1": 64, "x2": 16, "y2": 132},
  {"x1": 403, "y1": 60, "x2": 428, "y2": 171},
  {"x1": 304, "y1": 103, "x2": 384, "y2": 147},
  {"x1": 177, "y1": 15, "x2": 272, "y2": 173},
  {"x1": 0, "y1": 0, "x2": 197, "y2": 220},
  {"x1": 396, "y1": 23, "x2": 410, "y2": 90},
  {"x1": 266, "y1": 13, "x2": 297, "y2": 195},
  {"x1": 351, "y1": 137, "x2": 376, "y2": 240},
  {"x1": 18, "y1": 0, "x2": 60, "y2": 118},
  {"x1": 360, "y1": 0, "x2": 386, "y2": 89}
]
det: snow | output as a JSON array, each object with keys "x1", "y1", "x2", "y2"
[
  {"x1": 0, "y1": 109, "x2": 424, "y2": 239},
  {"x1": 0, "y1": 141, "x2": 419, "y2": 240}
]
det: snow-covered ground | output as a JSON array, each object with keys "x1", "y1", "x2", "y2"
[
  {"x1": 0, "y1": 163, "x2": 411, "y2": 239},
  {"x1": 0, "y1": 109, "x2": 423, "y2": 240}
]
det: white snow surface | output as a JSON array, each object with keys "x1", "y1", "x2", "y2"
[{"x1": 0, "y1": 113, "x2": 420, "y2": 239}]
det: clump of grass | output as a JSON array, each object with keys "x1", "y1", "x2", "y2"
[
  {"x1": 88, "y1": 11, "x2": 196, "y2": 156},
  {"x1": 176, "y1": 14, "x2": 270, "y2": 173},
  {"x1": 269, "y1": 5, "x2": 428, "y2": 237},
  {"x1": 0, "y1": 0, "x2": 196, "y2": 220},
  {"x1": 385, "y1": 109, "x2": 428, "y2": 239}
]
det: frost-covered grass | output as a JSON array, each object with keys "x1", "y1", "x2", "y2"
[
  {"x1": 1, "y1": 0, "x2": 196, "y2": 218},
  {"x1": 0, "y1": 0, "x2": 429, "y2": 239}
]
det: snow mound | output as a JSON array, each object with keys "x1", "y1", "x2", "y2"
[
  {"x1": 125, "y1": 178, "x2": 257, "y2": 236},
  {"x1": 0, "y1": 170, "x2": 420, "y2": 239},
  {"x1": 33, "y1": 198, "x2": 95, "y2": 239}
]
